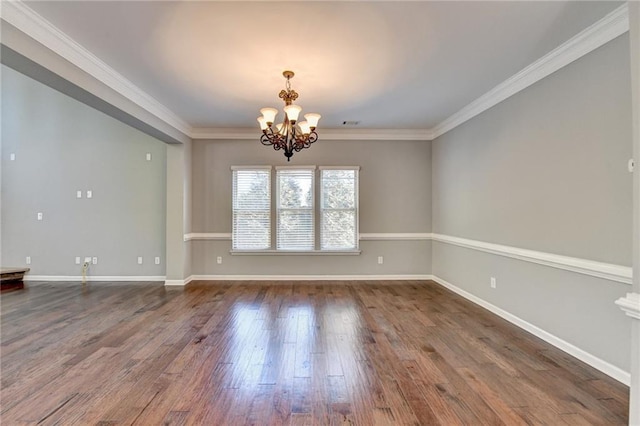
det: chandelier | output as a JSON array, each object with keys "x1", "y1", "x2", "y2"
[{"x1": 257, "y1": 71, "x2": 321, "y2": 161}]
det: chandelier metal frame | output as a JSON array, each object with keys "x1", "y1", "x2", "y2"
[{"x1": 257, "y1": 71, "x2": 321, "y2": 162}]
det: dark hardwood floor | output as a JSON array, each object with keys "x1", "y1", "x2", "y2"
[{"x1": 0, "y1": 280, "x2": 629, "y2": 425}]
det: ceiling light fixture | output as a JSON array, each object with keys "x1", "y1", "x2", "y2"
[{"x1": 257, "y1": 71, "x2": 321, "y2": 161}]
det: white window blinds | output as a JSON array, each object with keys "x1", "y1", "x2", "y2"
[
  {"x1": 320, "y1": 168, "x2": 358, "y2": 250},
  {"x1": 232, "y1": 168, "x2": 271, "y2": 250},
  {"x1": 276, "y1": 168, "x2": 315, "y2": 250}
]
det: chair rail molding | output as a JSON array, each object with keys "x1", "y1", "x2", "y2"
[
  {"x1": 616, "y1": 292, "x2": 640, "y2": 319},
  {"x1": 185, "y1": 232, "x2": 433, "y2": 242},
  {"x1": 184, "y1": 233, "x2": 232, "y2": 241},
  {"x1": 359, "y1": 233, "x2": 433, "y2": 241},
  {"x1": 431, "y1": 233, "x2": 632, "y2": 285},
  {"x1": 185, "y1": 232, "x2": 631, "y2": 284}
]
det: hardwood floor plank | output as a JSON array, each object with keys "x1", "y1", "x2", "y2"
[{"x1": 0, "y1": 280, "x2": 629, "y2": 425}]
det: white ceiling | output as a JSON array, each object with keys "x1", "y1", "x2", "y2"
[{"x1": 21, "y1": 1, "x2": 624, "y2": 131}]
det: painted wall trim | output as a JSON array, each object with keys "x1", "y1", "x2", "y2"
[
  {"x1": 172, "y1": 274, "x2": 432, "y2": 283},
  {"x1": 184, "y1": 232, "x2": 231, "y2": 241},
  {"x1": 432, "y1": 233, "x2": 632, "y2": 285},
  {"x1": 164, "y1": 276, "x2": 194, "y2": 286},
  {"x1": 184, "y1": 232, "x2": 433, "y2": 242},
  {"x1": 0, "y1": 0, "x2": 192, "y2": 137},
  {"x1": 430, "y1": 275, "x2": 631, "y2": 385},
  {"x1": 430, "y1": 3, "x2": 630, "y2": 139},
  {"x1": 230, "y1": 250, "x2": 361, "y2": 256},
  {"x1": 616, "y1": 292, "x2": 640, "y2": 319},
  {"x1": 190, "y1": 127, "x2": 435, "y2": 141},
  {"x1": 359, "y1": 233, "x2": 433, "y2": 241},
  {"x1": 1, "y1": 1, "x2": 628, "y2": 144},
  {"x1": 24, "y1": 275, "x2": 166, "y2": 282},
  {"x1": 185, "y1": 232, "x2": 631, "y2": 284}
]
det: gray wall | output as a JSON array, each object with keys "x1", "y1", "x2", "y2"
[
  {"x1": 1, "y1": 65, "x2": 167, "y2": 277},
  {"x1": 190, "y1": 138, "x2": 432, "y2": 276},
  {"x1": 431, "y1": 35, "x2": 633, "y2": 370}
]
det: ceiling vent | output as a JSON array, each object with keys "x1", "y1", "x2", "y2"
[{"x1": 342, "y1": 121, "x2": 360, "y2": 126}]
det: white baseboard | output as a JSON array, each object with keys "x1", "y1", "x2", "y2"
[
  {"x1": 24, "y1": 275, "x2": 166, "y2": 282},
  {"x1": 180, "y1": 274, "x2": 432, "y2": 283},
  {"x1": 430, "y1": 275, "x2": 630, "y2": 385},
  {"x1": 164, "y1": 276, "x2": 194, "y2": 286}
]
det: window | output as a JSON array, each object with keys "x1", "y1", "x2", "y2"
[
  {"x1": 277, "y1": 167, "x2": 315, "y2": 250},
  {"x1": 232, "y1": 166, "x2": 359, "y2": 253},
  {"x1": 232, "y1": 167, "x2": 271, "y2": 250},
  {"x1": 320, "y1": 168, "x2": 358, "y2": 250}
]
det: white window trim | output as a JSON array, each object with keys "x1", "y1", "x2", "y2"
[
  {"x1": 230, "y1": 165, "x2": 361, "y2": 255},
  {"x1": 231, "y1": 166, "x2": 272, "y2": 250},
  {"x1": 320, "y1": 167, "x2": 359, "y2": 251},
  {"x1": 231, "y1": 165, "x2": 273, "y2": 171},
  {"x1": 318, "y1": 166, "x2": 361, "y2": 171},
  {"x1": 230, "y1": 249, "x2": 361, "y2": 256},
  {"x1": 275, "y1": 165, "x2": 317, "y2": 170},
  {"x1": 276, "y1": 167, "x2": 315, "y2": 251}
]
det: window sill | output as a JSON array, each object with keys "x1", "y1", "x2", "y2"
[{"x1": 230, "y1": 250, "x2": 361, "y2": 256}]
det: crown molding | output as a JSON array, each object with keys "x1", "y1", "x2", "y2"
[
  {"x1": 190, "y1": 127, "x2": 434, "y2": 141},
  {"x1": 321, "y1": 128, "x2": 434, "y2": 141},
  {"x1": 1, "y1": 1, "x2": 628, "y2": 143},
  {"x1": 189, "y1": 128, "x2": 256, "y2": 140},
  {"x1": 0, "y1": 0, "x2": 192, "y2": 137},
  {"x1": 431, "y1": 3, "x2": 629, "y2": 139}
]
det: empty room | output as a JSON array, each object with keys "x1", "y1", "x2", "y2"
[{"x1": 1, "y1": 1, "x2": 639, "y2": 424}]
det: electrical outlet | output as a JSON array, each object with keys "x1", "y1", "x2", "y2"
[
  {"x1": 92, "y1": 257, "x2": 98, "y2": 265},
  {"x1": 37, "y1": 212, "x2": 43, "y2": 221},
  {"x1": 155, "y1": 257, "x2": 160, "y2": 265},
  {"x1": 377, "y1": 256, "x2": 384, "y2": 265},
  {"x1": 146, "y1": 153, "x2": 152, "y2": 161},
  {"x1": 629, "y1": 159, "x2": 635, "y2": 173},
  {"x1": 490, "y1": 277, "x2": 497, "y2": 289},
  {"x1": 10, "y1": 153, "x2": 16, "y2": 161},
  {"x1": 86, "y1": 190, "x2": 93, "y2": 199},
  {"x1": 26, "y1": 256, "x2": 31, "y2": 265},
  {"x1": 217, "y1": 256, "x2": 222, "y2": 264},
  {"x1": 84, "y1": 257, "x2": 91, "y2": 263},
  {"x1": 75, "y1": 257, "x2": 81, "y2": 265},
  {"x1": 137, "y1": 256, "x2": 143, "y2": 265},
  {"x1": 76, "y1": 190, "x2": 82, "y2": 199}
]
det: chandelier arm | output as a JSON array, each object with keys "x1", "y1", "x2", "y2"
[
  {"x1": 307, "y1": 131, "x2": 318, "y2": 144},
  {"x1": 260, "y1": 133, "x2": 273, "y2": 146},
  {"x1": 258, "y1": 70, "x2": 319, "y2": 161}
]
